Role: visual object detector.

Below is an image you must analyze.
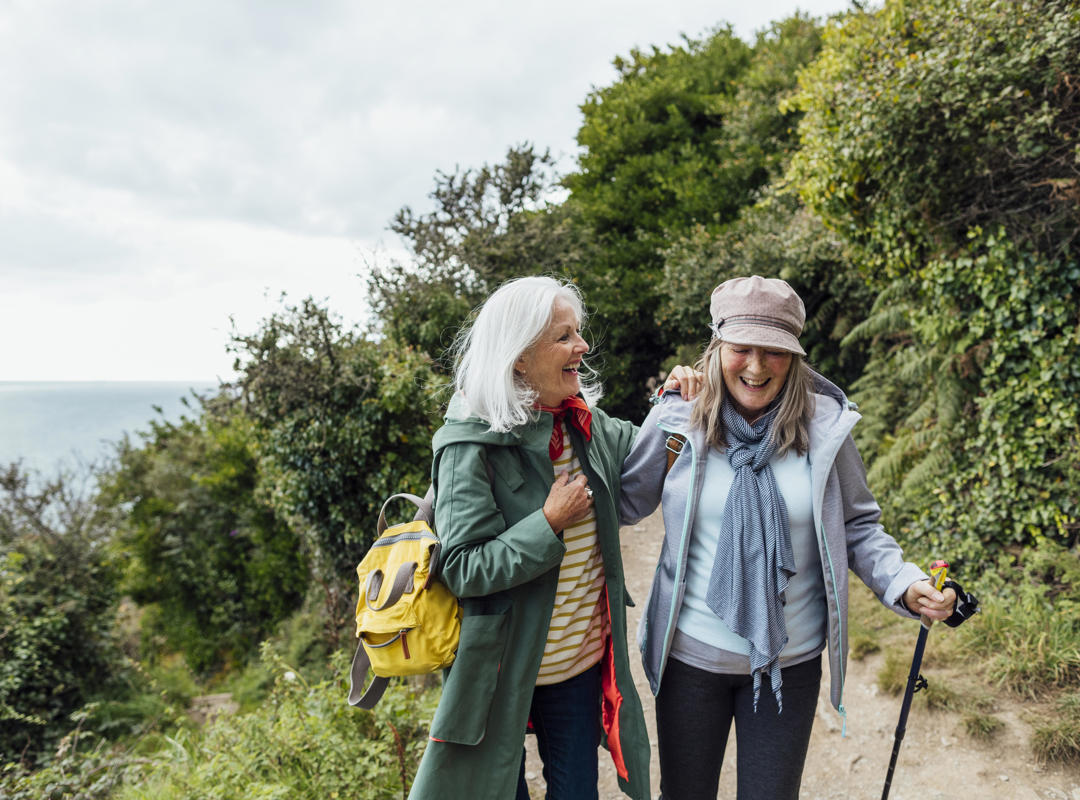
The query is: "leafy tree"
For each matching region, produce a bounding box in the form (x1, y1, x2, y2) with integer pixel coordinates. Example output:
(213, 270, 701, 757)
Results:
(373, 20, 828, 419)
(563, 28, 752, 414)
(565, 18, 827, 415)
(789, 0, 1080, 272)
(708, 14, 827, 185)
(660, 189, 873, 388)
(370, 145, 585, 365)
(568, 28, 753, 246)
(787, 0, 1080, 561)
(228, 298, 448, 637)
(0, 465, 124, 763)
(104, 408, 307, 674)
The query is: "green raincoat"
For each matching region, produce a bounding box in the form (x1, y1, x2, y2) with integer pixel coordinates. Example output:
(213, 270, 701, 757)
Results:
(407, 394, 651, 800)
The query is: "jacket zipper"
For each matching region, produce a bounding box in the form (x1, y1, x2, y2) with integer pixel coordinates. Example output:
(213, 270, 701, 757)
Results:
(372, 530, 438, 547)
(817, 519, 847, 736)
(812, 406, 860, 737)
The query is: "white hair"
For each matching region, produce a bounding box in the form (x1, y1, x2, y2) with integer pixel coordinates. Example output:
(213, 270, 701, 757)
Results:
(452, 276, 602, 432)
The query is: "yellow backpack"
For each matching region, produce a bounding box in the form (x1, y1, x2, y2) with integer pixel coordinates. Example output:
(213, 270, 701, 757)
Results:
(347, 492, 462, 709)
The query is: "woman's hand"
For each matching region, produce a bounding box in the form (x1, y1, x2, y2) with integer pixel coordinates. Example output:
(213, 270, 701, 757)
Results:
(663, 365, 705, 400)
(903, 579, 958, 621)
(542, 472, 593, 533)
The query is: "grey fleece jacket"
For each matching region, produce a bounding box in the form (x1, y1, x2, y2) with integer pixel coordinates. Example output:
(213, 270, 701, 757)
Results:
(619, 372, 927, 716)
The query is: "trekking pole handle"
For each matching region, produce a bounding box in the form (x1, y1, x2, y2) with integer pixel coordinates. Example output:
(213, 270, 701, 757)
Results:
(920, 560, 949, 628)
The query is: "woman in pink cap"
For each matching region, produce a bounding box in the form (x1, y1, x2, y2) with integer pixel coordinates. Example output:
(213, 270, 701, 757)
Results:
(619, 275, 958, 800)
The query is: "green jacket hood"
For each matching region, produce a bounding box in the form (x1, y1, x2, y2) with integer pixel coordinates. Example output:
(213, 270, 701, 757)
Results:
(432, 392, 557, 454)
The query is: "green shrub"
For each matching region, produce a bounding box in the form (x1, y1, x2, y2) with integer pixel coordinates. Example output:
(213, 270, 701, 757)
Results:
(114, 647, 439, 800)
(790, 0, 1080, 272)
(104, 409, 308, 675)
(0, 466, 127, 764)
(231, 298, 448, 583)
(219, 605, 334, 713)
(863, 240, 1080, 565)
(0, 734, 139, 800)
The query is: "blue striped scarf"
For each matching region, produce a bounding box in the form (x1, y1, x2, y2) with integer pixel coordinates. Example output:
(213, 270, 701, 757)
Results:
(704, 399, 796, 712)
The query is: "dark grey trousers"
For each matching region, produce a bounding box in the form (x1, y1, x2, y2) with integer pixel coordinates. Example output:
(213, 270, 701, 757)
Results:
(655, 654, 822, 800)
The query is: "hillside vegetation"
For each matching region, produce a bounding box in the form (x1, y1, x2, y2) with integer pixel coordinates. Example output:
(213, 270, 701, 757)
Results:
(3, 1, 1078, 796)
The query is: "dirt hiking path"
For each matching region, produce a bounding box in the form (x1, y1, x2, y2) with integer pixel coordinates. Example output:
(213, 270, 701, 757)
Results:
(524, 509, 1080, 800)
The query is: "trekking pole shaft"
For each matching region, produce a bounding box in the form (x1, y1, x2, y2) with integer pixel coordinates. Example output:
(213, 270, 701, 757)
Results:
(881, 626, 929, 800)
(881, 740, 902, 800)
(881, 562, 948, 800)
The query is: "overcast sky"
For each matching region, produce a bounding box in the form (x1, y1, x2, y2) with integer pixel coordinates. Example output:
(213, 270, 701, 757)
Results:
(1, 0, 850, 382)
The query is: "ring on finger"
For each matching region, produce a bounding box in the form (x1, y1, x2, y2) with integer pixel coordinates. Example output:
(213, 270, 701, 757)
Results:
(585, 487, 594, 499)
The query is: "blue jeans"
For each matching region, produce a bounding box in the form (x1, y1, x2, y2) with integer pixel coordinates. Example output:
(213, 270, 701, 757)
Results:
(516, 662, 601, 800)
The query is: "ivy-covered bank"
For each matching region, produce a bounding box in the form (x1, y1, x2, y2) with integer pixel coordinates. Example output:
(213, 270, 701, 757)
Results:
(789, 0, 1080, 563)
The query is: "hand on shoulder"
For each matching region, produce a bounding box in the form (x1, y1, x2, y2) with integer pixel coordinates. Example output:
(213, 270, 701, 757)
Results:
(662, 365, 704, 400)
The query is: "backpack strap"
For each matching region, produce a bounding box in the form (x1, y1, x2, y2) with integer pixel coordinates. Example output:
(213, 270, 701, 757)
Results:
(415, 484, 435, 524)
(378, 493, 431, 534)
(348, 643, 390, 709)
(665, 434, 686, 474)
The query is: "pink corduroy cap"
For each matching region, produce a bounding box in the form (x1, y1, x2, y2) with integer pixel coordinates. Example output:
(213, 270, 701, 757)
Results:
(708, 275, 806, 356)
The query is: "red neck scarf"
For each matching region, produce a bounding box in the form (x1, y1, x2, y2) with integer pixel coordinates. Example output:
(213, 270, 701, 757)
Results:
(535, 396, 592, 460)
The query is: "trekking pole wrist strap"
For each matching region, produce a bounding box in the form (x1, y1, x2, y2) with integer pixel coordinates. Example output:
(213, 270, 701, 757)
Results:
(941, 578, 980, 628)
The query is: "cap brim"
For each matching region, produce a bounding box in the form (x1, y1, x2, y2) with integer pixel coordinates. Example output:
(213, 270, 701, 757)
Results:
(718, 324, 806, 356)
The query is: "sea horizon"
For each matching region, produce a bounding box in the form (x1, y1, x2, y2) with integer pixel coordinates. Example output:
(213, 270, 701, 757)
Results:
(0, 380, 221, 477)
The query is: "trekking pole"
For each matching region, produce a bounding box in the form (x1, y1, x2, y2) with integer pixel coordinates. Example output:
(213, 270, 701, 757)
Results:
(880, 560, 949, 800)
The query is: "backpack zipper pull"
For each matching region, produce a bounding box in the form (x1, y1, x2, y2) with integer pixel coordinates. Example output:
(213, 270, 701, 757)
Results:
(401, 630, 410, 659)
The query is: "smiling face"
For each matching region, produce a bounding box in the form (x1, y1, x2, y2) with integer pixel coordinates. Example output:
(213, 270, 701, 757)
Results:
(719, 343, 794, 422)
(516, 298, 589, 407)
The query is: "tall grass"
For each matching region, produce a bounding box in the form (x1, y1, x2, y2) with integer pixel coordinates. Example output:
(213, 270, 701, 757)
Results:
(113, 647, 438, 800)
(958, 545, 1080, 699)
(1032, 692, 1080, 764)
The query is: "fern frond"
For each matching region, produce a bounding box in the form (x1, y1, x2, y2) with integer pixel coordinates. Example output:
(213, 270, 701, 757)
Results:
(899, 446, 953, 496)
(867, 430, 917, 487)
(896, 348, 944, 384)
(842, 306, 911, 347)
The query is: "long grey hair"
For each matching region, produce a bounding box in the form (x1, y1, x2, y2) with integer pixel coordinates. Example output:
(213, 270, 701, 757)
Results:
(451, 276, 602, 432)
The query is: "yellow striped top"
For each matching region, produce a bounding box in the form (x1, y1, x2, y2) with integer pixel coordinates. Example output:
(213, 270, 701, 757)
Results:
(535, 421, 608, 686)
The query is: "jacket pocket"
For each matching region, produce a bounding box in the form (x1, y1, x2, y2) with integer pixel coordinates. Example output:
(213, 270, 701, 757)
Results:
(427, 612, 508, 745)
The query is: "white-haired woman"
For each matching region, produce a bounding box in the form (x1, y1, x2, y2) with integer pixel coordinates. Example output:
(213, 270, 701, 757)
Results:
(409, 276, 686, 800)
(620, 276, 957, 800)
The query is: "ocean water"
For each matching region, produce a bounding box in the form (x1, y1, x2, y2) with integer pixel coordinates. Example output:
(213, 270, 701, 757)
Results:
(0, 381, 218, 476)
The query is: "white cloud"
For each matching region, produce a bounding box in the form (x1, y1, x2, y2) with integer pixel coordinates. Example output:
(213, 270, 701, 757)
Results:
(0, 0, 850, 381)
(2, 213, 397, 380)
